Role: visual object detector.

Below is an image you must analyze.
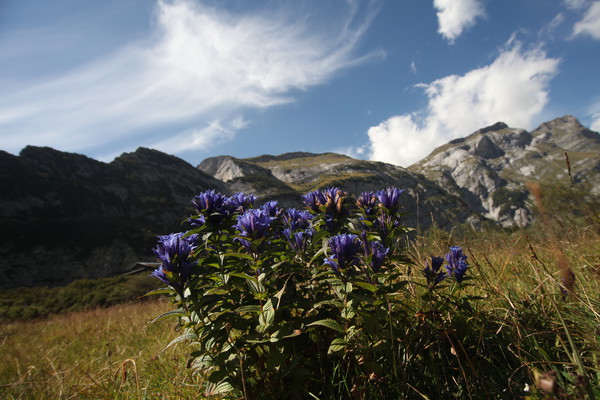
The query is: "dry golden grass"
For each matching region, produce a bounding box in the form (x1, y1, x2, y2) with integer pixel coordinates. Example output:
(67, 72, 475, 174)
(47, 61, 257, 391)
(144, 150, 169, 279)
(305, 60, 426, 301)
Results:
(0, 299, 203, 399)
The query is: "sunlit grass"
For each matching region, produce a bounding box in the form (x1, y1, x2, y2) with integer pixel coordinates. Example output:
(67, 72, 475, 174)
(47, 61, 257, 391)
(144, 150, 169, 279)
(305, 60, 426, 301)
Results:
(0, 299, 202, 399)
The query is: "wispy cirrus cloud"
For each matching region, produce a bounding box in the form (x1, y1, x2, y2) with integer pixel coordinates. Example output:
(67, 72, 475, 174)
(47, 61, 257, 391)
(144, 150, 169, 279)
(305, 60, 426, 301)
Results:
(364, 41, 560, 166)
(571, 0, 600, 39)
(0, 0, 380, 159)
(433, 0, 486, 43)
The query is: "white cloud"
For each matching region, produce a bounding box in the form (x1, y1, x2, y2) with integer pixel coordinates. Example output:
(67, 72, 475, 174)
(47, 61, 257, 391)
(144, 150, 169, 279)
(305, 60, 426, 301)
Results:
(564, 0, 590, 10)
(410, 61, 417, 74)
(591, 115, 600, 131)
(572, 1, 600, 39)
(433, 0, 485, 43)
(0, 0, 379, 157)
(539, 12, 566, 38)
(366, 42, 560, 166)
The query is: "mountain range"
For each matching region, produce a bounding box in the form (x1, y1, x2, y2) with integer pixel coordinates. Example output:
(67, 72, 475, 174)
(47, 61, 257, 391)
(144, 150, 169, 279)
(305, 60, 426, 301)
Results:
(1, 115, 598, 288)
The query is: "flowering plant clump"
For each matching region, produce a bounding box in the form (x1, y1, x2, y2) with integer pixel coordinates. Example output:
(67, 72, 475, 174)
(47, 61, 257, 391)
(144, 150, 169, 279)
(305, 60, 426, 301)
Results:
(149, 187, 472, 399)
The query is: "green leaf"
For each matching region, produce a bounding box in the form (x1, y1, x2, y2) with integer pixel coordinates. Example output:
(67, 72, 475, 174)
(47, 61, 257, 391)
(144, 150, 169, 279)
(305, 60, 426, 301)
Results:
(354, 281, 378, 293)
(204, 379, 235, 396)
(328, 338, 347, 355)
(259, 309, 275, 326)
(165, 331, 197, 350)
(148, 308, 185, 324)
(308, 247, 325, 265)
(228, 272, 258, 283)
(205, 288, 229, 296)
(272, 282, 287, 310)
(224, 252, 255, 260)
(312, 300, 344, 309)
(236, 305, 261, 313)
(349, 292, 376, 304)
(208, 369, 228, 383)
(140, 287, 174, 297)
(364, 361, 384, 376)
(291, 367, 311, 377)
(263, 298, 275, 312)
(266, 351, 285, 371)
(307, 319, 345, 333)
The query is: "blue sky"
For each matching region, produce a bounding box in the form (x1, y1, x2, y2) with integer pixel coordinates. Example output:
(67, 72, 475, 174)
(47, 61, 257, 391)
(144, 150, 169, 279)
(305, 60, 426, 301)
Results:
(1, 0, 599, 166)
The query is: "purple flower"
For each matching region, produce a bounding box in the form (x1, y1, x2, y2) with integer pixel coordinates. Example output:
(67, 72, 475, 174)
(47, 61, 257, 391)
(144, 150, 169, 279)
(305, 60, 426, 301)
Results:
(235, 209, 274, 239)
(228, 192, 256, 212)
(283, 208, 313, 230)
(192, 190, 233, 225)
(356, 191, 379, 216)
(376, 187, 405, 211)
(151, 232, 198, 293)
(323, 234, 362, 273)
(423, 256, 446, 285)
(260, 200, 280, 218)
(283, 228, 312, 253)
(368, 241, 389, 272)
(445, 246, 468, 283)
(323, 187, 346, 215)
(303, 190, 327, 213)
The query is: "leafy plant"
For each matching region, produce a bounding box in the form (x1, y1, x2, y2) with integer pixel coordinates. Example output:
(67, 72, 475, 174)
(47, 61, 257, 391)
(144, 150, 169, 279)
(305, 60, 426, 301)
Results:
(148, 187, 493, 399)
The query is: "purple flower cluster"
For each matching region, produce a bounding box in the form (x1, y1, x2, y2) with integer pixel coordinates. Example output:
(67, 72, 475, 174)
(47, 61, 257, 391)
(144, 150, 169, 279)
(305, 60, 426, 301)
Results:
(235, 209, 274, 238)
(192, 190, 259, 226)
(377, 187, 405, 210)
(324, 233, 389, 276)
(303, 187, 347, 215)
(260, 200, 280, 218)
(366, 240, 389, 272)
(445, 246, 468, 283)
(234, 209, 275, 251)
(423, 256, 446, 285)
(303, 190, 328, 213)
(355, 187, 405, 240)
(356, 191, 379, 216)
(423, 247, 469, 285)
(228, 192, 257, 213)
(324, 234, 362, 274)
(283, 229, 312, 253)
(283, 208, 313, 231)
(151, 232, 198, 294)
(303, 187, 348, 232)
(281, 208, 314, 254)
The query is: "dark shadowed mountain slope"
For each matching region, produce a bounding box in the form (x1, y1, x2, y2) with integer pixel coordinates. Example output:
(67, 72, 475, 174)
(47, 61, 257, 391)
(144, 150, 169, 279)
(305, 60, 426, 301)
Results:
(0, 146, 227, 288)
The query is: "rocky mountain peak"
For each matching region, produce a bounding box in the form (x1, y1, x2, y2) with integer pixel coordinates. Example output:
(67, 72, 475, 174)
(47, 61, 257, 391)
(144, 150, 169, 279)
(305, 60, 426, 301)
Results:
(409, 115, 599, 227)
(198, 155, 273, 182)
(477, 121, 509, 134)
(531, 115, 600, 152)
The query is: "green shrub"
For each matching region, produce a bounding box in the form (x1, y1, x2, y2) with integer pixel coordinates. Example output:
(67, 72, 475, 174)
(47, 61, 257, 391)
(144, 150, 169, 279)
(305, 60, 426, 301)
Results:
(148, 188, 533, 399)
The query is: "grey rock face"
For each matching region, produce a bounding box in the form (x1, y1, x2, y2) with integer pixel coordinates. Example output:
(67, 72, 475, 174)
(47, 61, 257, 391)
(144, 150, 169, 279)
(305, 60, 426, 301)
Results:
(409, 115, 600, 227)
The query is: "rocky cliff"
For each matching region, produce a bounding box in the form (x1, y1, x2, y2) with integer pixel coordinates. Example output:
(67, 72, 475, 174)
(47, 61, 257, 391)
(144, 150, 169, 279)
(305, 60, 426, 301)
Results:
(409, 115, 600, 227)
